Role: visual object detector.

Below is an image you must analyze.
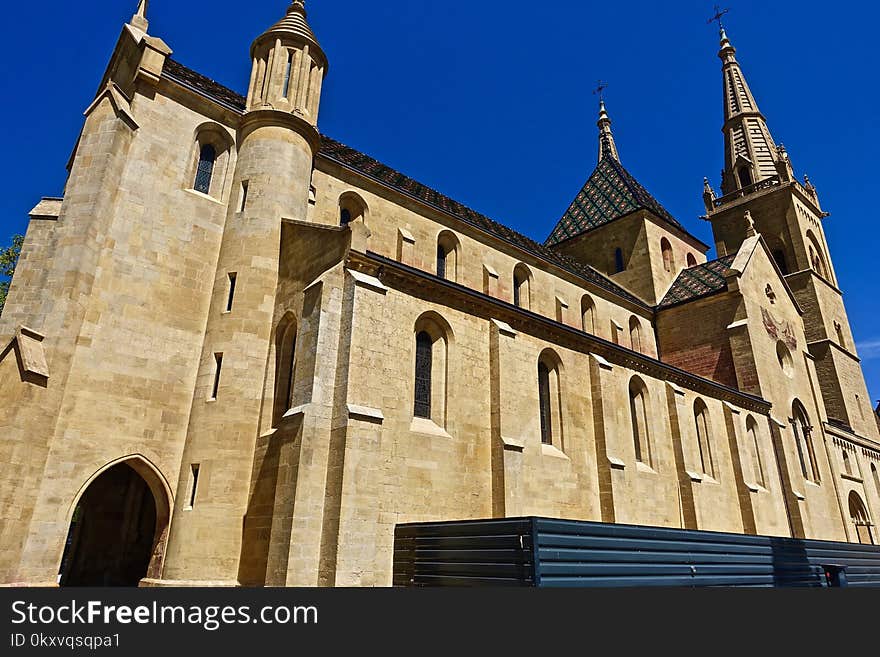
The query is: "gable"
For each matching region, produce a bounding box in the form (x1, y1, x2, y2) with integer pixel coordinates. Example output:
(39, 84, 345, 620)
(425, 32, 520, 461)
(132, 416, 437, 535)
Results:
(658, 255, 738, 309)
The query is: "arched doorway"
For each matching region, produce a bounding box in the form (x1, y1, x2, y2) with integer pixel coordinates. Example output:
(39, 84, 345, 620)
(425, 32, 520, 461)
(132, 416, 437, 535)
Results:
(58, 461, 169, 586)
(848, 491, 874, 546)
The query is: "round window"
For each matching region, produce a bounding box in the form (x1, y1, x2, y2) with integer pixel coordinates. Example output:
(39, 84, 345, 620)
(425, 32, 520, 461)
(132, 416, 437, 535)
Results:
(776, 341, 794, 378)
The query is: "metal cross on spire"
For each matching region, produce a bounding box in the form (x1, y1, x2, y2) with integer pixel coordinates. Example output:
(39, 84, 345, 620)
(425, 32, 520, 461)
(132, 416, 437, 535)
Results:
(593, 80, 608, 103)
(708, 5, 730, 31)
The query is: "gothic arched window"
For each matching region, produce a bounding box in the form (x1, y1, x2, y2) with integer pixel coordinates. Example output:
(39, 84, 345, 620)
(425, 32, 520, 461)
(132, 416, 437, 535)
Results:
(629, 316, 642, 353)
(694, 399, 715, 479)
(513, 264, 532, 310)
(581, 295, 596, 335)
(792, 400, 819, 482)
(414, 331, 433, 419)
(630, 377, 651, 466)
(746, 416, 765, 488)
(537, 350, 563, 450)
(849, 492, 874, 545)
(661, 238, 674, 273)
(339, 192, 368, 228)
(273, 315, 298, 425)
(437, 231, 460, 282)
(412, 313, 452, 427)
(687, 253, 698, 267)
(538, 362, 552, 445)
(194, 144, 217, 194)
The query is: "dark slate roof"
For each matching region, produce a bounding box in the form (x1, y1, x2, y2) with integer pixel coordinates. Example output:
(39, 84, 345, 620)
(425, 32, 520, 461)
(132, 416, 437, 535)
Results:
(545, 155, 687, 247)
(163, 59, 247, 112)
(658, 254, 738, 309)
(160, 59, 648, 309)
(318, 138, 646, 306)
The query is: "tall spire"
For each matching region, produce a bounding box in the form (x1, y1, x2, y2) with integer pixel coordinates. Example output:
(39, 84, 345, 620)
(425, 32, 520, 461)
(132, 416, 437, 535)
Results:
(597, 100, 619, 163)
(131, 0, 149, 32)
(717, 26, 781, 196)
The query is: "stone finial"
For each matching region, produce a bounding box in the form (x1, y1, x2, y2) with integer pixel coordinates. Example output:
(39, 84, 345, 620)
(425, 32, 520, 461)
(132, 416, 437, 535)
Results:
(803, 173, 818, 199)
(702, 177, 717, 214)
(745, 210, 757, 237)
(131, 0, 149, 31)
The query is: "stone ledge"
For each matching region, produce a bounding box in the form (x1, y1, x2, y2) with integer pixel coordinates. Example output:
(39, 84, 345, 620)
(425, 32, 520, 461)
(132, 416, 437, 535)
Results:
(347, 404, 384, 424)
(608, 456, 626, 470)
(636, 461, 657, 475)
(348, 269, 389, 294)
(590, 353, 613, 371)
(501, 435, 525, 452)
(491, 319, 517, 337)
(541, 443, 569, 461)
(184, 188, 225, 205)
(284, 404, 309, 419)
(410, 417, 451, 438)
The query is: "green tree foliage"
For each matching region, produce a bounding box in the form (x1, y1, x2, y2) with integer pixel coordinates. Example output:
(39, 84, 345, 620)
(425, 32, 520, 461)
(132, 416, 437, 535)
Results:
(0, 234, 24, 317)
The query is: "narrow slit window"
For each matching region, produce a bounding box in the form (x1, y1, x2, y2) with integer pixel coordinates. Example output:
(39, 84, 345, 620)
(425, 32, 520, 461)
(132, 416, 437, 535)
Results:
(226, 273, 237, 312)
(238, 181, 249, 213)
(614, 248, 625, 273)
(188, 464, 200, 509)
(286, 334, 297, 412)
(282, 51, 294, 99)
(437, 243, 447, 279)
(211, 353, 223, 400)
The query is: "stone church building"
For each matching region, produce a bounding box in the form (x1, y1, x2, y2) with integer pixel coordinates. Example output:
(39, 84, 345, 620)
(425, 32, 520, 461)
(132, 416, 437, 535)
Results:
(1, 2, 878, 587)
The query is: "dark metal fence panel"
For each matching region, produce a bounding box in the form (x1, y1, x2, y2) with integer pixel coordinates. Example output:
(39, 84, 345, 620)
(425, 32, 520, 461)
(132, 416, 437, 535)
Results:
(393, 519, 535, 587)
(394, 517, 880, 587)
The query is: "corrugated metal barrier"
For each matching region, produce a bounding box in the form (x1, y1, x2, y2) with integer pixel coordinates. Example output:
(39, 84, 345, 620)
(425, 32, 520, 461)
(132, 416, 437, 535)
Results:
(393, 518, 880, 587)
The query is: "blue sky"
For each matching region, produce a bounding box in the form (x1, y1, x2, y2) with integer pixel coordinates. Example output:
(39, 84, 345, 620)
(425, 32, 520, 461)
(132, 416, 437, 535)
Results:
(1, 1, 878, 402)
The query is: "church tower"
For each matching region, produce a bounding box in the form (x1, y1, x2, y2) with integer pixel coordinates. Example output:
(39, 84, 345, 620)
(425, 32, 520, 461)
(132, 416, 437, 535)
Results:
(703, 27, 879, 441)
(161, 1, 327, 585)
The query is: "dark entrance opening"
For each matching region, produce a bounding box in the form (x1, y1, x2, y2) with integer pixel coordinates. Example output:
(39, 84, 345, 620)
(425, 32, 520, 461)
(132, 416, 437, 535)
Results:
(58, 463, 159, 587)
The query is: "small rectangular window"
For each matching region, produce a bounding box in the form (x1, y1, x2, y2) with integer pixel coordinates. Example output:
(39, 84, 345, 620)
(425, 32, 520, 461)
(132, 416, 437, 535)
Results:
(211, 353, 223, 400)
(238, 181, 249, 213)
(187, 464, 201, 509)
(226, 273, 237, 312)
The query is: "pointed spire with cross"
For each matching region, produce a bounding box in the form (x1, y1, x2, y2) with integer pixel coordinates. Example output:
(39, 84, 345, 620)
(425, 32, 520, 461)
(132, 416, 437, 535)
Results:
(707, 5, 730, 35)
(594, 81, 619, 163)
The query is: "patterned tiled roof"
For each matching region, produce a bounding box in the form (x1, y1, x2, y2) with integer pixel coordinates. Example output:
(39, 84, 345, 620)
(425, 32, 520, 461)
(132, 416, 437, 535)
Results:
(163, 59, 247, 111)
(546, 155, 686, 247)
(161, 59, 648, 309)
(658, 254, 738, 309)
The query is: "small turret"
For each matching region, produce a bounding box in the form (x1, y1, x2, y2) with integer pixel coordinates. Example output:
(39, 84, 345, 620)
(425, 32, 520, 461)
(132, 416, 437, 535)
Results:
(246, 1, 327, 124)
